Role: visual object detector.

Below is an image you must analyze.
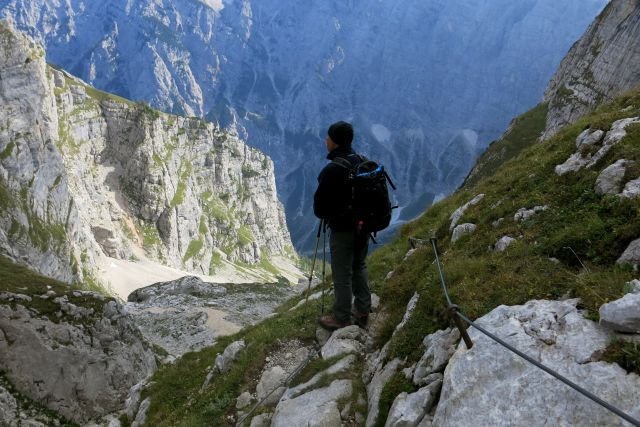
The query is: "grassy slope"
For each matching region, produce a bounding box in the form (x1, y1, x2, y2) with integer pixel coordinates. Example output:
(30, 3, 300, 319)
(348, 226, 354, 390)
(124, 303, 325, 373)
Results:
(140, 89, 640, 426)
(464, 102, 548, 187)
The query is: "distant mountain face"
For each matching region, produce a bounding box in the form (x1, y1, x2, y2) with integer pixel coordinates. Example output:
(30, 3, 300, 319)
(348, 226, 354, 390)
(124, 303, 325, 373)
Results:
(543, 0, 640, 139)
(0, 0, 608, 251)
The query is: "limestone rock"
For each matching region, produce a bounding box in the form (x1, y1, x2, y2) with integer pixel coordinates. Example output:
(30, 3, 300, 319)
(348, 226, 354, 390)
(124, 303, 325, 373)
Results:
(366, 358, 403, 427)
(256, 366, 287, 407)
(617, 238, 640, 266)
(131, 397, 151, 427)
(514, 205, 548, 222)
(450, 195, 484, 231)
(555, 152, 589, 176)
(494, 236, 516, 252)
(272, 379, 352, 427)
(0, 385, 18, 425)
(600, 292, 640, 333)
(0, 299, 156, 424)
(395, 292, 420, 333)
(216, 340, 246, 373)
(281, 355, 357, 402)
(236, 392, 254, 410)
(385, 380, 442, 427)
(432, 299, 640, 426)
(413, 328, 460, 386)
(621, 177, 640, 199)
(595, 159, 631, 195)
(451, 223, 476, 243)
(250, 413, 272, 427)
(543, 1, 640, 138)
(0, 22, 297, 290)
(576, 128, 604, 149)
(321, 325, 366, 359)
(125, 276, 297, 358)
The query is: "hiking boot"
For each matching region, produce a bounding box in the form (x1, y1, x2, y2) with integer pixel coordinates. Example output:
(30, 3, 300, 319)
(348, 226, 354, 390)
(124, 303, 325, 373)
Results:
(318, 314, 351, 331)
(352, 311, 369, 329)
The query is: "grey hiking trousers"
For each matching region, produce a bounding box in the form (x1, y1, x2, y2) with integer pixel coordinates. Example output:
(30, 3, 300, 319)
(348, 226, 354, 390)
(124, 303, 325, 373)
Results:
(330, 230, 371, 323)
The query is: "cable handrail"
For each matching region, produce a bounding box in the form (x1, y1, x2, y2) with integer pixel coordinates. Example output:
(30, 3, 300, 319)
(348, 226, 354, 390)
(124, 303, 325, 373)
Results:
(427, 236, 640, 427)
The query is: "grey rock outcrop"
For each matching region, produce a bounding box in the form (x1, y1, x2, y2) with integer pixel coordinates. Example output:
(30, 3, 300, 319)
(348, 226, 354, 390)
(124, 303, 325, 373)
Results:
(272, 379, 352, 427)
(493, 236, 516, 252)
(0, 296, 156, 424)
(555, 118, 640, 176)
(600, 292, 640, 333)
(621, 177, 640, 198)
(451, 223, 476, 242)
(366, 358, 403, 427)
(450, 195, 484, 230)
(126, 276, 298, 358)
(514, 205, 548, 222)
(595, 159, 632, 195)
(413, 328, 460, 387)
(432, 299, 640, 426)
(216, 340, 246, 373)
(321, 325, 366, 359)
(543, 0, 640, 138)
(0, 22, 296, 288)
(255, 366, 288, 407)
(617, 238, 640, 266)
(385, 380, 442, 427)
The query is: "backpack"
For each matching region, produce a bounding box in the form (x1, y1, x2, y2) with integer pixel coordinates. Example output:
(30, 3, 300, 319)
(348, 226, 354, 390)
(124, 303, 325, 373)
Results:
(332, 155, 397, 234)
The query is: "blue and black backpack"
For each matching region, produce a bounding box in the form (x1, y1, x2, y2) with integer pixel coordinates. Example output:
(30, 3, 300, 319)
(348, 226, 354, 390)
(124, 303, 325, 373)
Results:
(332, 155, 397, 235)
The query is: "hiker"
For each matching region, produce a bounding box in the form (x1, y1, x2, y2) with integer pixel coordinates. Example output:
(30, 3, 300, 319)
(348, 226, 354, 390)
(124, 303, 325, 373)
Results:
(314, 121, 371, 330)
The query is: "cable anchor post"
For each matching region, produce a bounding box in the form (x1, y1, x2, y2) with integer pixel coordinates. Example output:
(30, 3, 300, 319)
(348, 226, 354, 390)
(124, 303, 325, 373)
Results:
(447, 304, 473, 349)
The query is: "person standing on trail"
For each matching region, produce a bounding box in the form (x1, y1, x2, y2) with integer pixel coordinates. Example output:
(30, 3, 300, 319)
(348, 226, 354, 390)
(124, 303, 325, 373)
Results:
(314, 121, 371, 331)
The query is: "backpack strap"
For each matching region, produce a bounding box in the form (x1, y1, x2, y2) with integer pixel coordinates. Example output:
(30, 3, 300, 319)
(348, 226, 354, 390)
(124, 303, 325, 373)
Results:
(331, 156, 355, 170)
(332, 154, 366, 170)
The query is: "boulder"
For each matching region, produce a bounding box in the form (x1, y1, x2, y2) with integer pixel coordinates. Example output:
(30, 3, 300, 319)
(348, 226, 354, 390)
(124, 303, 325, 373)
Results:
(594, 159, 631, 196)
(621, 177, 640, 199)
(215, 340, 246, 373)
(494, 236, 516, 252)
(0, 301, 156, 425)
(599, 292, 640, 333)
(366, 359, 403, 427)
(432, 299, 640, 426)
(576, 129, 604, 149)
(451, 223, 476, 243)
(256, 366, 287, 406)
(514, 205, 548, 222)
(413, 328, 460, 386)
(282, 355, 357, 402)
(321, 325, 366, 359)
(385, 380, 442, 427)
(250, 413, 272, 427)
(272, 379, 352, 427)
(449, 194, 484, 231)
(617, 238, 640, 266)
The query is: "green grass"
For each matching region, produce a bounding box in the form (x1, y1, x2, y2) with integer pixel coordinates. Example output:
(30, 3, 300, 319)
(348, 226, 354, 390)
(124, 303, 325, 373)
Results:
(0, 255, 113, 326)
(375, 372, 416, 427)
(464, 103, 548, 187)
(182, 239, 204, 263)
(142, 88, 640, 426)
(142, 303, 320, 426)
(238, 225, 254, 246)
(601, 340, 640, 375)
(0, 141, 15, 159)
(366, 88, 640, 363)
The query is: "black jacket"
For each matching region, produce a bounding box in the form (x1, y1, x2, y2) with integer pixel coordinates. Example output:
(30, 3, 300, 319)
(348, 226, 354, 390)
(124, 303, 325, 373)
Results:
(313, 145, 362, 231)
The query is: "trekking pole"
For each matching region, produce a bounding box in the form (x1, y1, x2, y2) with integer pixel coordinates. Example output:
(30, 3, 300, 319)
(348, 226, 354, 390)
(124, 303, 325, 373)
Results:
(320, 220, 327, 315)
(304, 220, 323, 313)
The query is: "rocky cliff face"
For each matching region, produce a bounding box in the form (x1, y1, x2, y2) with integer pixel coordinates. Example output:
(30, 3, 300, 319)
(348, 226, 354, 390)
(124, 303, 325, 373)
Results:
(0, 22, 295, 288)
(0, 259, 157, 425)
(0, 0, 607, 250)
(543, 0, 640, 138)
